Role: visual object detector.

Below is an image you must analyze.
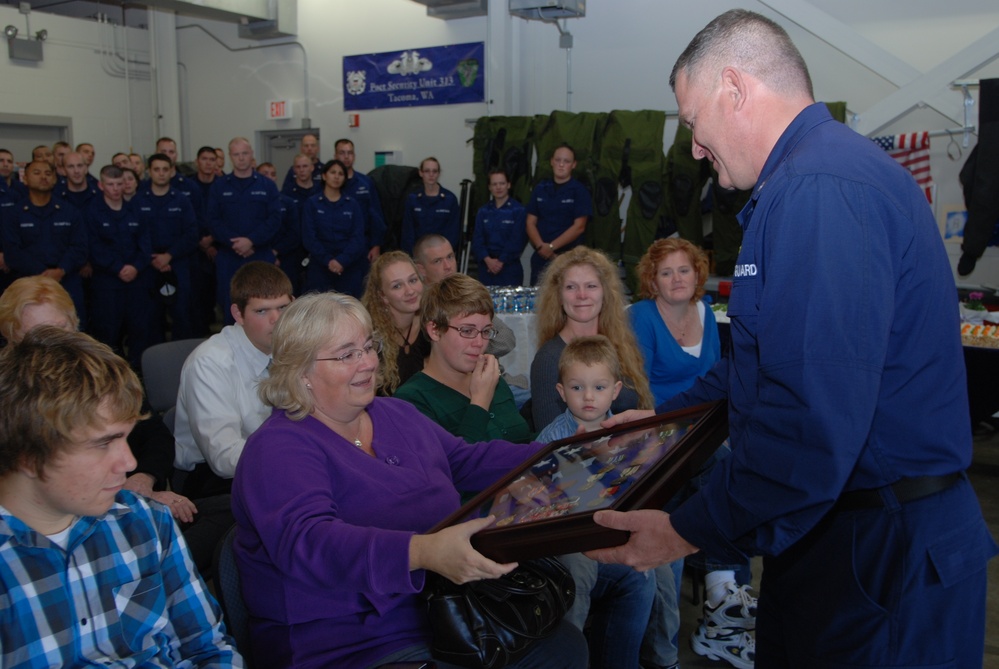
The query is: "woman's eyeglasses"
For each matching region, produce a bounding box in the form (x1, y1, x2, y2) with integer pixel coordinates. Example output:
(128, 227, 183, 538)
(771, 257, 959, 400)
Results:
(316, 339, 383, 364)
(448, 325, 497, 340)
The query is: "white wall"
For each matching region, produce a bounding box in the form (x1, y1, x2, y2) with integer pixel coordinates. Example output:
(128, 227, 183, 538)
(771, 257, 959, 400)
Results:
(4, 0, 999, 283)
(0, 5, 154, 166)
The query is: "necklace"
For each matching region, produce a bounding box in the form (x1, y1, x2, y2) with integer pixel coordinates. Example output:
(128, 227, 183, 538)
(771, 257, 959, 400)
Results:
(658, 301, 694, 342)
(396, 320, 416, 353)
(351, 412, 368, 450)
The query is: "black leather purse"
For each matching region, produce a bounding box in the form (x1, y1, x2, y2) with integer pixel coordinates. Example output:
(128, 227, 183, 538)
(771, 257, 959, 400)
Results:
(425, 556, 576, 669)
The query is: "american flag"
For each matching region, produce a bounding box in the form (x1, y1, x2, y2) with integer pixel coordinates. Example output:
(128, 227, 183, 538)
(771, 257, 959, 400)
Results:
(872, 131, 934, 204)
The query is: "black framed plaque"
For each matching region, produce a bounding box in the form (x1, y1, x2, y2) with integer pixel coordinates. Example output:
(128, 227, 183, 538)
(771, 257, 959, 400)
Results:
(432, 401, 729, 563)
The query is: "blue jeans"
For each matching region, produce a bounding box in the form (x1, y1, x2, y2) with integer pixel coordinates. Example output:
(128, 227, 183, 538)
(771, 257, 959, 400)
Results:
(560, 553, 656, 669)
(640, 562, 682, 668)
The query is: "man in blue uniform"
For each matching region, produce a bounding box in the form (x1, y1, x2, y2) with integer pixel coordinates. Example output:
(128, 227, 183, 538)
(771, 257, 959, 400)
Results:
(57, 151, 99, 211)
(206, 137, 281, 323)
(336, 138, 386, 262)
(1, 160, 88, 323)
(588, 10, 997, 668)
(86, 164, 155, 368)
(190, 146, 220, 336)
(525, 143, 591, 285)
(281, 133, 323, 191)
(133, 153, 199, 340)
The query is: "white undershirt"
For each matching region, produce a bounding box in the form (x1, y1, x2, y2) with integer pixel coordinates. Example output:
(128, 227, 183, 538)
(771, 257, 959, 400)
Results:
(680, 301, 706, 358)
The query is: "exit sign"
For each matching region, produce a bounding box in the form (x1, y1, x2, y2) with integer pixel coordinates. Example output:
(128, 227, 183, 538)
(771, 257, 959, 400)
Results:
(268, 100, 292, 120)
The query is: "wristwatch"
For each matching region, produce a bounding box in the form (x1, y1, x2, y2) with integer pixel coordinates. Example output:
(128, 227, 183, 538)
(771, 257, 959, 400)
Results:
(548, 242, 555, 252)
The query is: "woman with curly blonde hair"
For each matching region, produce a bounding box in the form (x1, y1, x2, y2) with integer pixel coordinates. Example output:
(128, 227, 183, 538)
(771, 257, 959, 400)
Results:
(360, 251, 428, 394)
(530, 246, 653, 429)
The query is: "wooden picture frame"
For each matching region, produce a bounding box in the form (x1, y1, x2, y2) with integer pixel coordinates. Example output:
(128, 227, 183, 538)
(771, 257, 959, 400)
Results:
(431, 401, 729, 562)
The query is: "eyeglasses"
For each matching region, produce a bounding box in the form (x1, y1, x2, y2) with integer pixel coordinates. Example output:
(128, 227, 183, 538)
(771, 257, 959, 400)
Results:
(448, 325, 497, 340)
(315, 339, 383, 364)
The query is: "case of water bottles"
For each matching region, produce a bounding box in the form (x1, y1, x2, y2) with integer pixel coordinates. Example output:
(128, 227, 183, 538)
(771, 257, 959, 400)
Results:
(489, 286, 538, 313)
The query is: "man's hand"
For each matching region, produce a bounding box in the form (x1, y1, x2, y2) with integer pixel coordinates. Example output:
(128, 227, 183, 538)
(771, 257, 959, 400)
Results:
(584, 509, 698, 572)
(601, 409, 655, 430)
(537, 243, 555, 260)
(367, 245, 381, 262)
(118, 265, 138, 282)
(41, 267, 67, 281)
(230, 237, 254, 257)
(151, 252, 173, 272)
(484, 257, 504, 274)
(328, 259, 344, 275)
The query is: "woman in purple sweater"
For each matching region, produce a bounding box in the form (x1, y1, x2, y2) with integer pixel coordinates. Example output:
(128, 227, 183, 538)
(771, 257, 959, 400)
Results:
(230, 292, 587, 669)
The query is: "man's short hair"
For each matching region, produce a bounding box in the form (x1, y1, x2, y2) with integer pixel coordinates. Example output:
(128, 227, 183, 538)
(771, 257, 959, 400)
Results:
(0, 148, 12, 159)
(53, 141, 70, 151)
(196, 145, 216, 158)
(419, 273, 493, 332)
(334, 138, 354, 151)
(413, 234, 450, 264)
(0, 276, 79, 342)
(228, 137, 250, 152)
(155, 136, 177, 148)
(75, 142, 93, 152)
(100, 165, 123, 180)
(558, 335, 622, 384)
(0, 327, 143, 478)
(147, 152, 172, 168)
(230, 261, 293, 315)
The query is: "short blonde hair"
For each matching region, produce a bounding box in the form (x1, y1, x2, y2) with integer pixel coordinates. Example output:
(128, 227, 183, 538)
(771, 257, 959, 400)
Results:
(636, 238, 710, 302)
(259, 292, 373, 420)
(0, 276, 79, 342)
(420, 273, 494, 333)
(0, 327, 144, 477)
(558, 335, 622, 383)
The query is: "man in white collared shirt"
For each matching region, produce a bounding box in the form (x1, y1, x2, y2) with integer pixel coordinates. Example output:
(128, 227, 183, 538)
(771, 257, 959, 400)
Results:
(174, 261, 293, 498)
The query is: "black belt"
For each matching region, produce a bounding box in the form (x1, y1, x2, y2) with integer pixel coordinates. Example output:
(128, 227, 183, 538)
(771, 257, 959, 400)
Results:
(834, 472, 962, 512)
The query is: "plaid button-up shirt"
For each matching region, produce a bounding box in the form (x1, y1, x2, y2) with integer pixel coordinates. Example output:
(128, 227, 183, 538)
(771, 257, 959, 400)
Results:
(0, 491, 241, 668)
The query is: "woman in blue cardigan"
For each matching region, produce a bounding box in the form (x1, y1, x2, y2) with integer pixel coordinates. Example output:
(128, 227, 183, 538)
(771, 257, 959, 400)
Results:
(629, 237, 719, 406)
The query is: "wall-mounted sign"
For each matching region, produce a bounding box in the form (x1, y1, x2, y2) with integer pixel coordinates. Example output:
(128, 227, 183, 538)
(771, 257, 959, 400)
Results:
(268, 100, 292, 120)
(343, 42, 484, 111)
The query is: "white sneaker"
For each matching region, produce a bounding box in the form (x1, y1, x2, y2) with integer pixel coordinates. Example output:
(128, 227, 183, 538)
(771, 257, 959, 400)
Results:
(703, 583, 757, 631)
(691, 624, 755, 669)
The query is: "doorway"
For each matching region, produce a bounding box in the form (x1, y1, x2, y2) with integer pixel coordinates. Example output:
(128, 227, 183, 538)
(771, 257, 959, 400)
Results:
(257, 129, 321, 183)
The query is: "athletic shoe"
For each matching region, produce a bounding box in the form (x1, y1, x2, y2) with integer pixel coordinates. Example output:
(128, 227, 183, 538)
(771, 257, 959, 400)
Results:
(691, 624, 755, 669)
(703, 583, 757, 631)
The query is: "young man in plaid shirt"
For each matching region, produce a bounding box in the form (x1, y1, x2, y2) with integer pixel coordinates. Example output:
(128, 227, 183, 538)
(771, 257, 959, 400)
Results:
(0, 326, 242, 668)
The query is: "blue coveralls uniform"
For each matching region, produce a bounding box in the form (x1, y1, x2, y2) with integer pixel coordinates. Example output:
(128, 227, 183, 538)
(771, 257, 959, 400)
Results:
(281, 158, 323, 192)
(301, 193, 367, 297)
(343, 171, 386, 253)
(86, 196, 156, 367)
(525, 178, 592, 284)
(55, 184, 99, 213)
(663, 103, 998, 668)
(189, 177, 217, 337)
(132, 187, 199, 339)
(0, 182, 21, 293)
(471, 198, 527, 286)
(206, 172, 282, 319)
(0, 197, 88, 323)
(401, 187, 460, 256)
(273, 193, 305, 295)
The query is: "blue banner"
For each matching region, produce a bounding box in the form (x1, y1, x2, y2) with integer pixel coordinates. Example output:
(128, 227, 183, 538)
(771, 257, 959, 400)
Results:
(343, 42, 484, 111)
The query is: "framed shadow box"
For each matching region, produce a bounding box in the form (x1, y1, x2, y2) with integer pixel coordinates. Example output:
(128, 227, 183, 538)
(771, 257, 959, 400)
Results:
(431, 401, 729, 563)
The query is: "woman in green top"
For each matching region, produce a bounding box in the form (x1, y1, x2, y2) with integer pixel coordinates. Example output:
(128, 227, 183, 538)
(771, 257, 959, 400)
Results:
(395, 273, 533, 444)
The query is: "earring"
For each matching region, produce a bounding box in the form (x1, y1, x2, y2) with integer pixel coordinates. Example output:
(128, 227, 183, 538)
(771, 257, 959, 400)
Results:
(306, 383, 312, 389)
